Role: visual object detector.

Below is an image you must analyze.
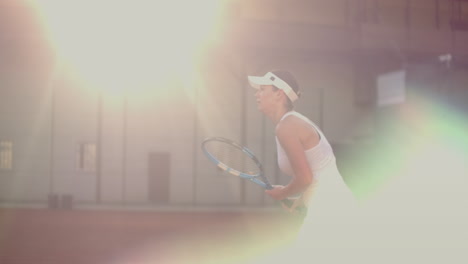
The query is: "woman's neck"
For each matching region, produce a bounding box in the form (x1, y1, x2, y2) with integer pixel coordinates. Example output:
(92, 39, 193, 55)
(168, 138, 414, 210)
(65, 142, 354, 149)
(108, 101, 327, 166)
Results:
(267, 107, 292, 125)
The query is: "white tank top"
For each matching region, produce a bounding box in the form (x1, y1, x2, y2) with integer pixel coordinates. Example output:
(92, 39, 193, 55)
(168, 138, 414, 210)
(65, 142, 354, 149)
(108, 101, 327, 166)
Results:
(276, 111, 354, 209)
(275, 111, 335, 177)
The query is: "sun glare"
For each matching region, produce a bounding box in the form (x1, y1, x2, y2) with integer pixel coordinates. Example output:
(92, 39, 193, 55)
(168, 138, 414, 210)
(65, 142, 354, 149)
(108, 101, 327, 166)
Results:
(33, 0, 228, 97)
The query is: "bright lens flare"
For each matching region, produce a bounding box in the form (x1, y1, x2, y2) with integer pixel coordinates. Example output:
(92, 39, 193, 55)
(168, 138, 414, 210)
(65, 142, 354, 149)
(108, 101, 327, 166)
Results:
(344, 93, 468, 262)
(33, 0, 226, 95)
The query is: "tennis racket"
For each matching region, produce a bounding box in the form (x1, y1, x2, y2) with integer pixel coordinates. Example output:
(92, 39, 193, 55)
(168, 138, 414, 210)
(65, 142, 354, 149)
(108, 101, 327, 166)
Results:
(201, 137, 306, 215)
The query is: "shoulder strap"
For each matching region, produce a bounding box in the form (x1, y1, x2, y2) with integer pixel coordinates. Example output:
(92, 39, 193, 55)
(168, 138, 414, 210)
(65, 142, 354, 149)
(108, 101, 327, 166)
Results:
(281, 111, 325, 140)
(279, 111, 296, 122)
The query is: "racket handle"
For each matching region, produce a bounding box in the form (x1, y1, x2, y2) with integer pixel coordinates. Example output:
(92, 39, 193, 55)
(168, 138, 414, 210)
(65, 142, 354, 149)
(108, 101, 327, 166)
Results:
(281, 199, 307, 216)
(281, 198, 294, 207)
(266, 185, 307, 215)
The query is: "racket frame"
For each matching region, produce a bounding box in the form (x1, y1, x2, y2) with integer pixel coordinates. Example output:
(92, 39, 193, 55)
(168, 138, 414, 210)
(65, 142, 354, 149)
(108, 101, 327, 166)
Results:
(201, 137, 307, 216)
(201, 137, 273, 190)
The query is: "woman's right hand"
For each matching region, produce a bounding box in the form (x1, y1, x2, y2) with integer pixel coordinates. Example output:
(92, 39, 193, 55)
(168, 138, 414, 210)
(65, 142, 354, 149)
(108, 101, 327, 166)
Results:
(265, 185, 286, 200)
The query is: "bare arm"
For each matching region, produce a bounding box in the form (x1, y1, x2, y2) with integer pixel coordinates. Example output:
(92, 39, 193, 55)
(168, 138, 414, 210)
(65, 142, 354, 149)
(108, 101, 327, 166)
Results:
(265, 117, 316, 200)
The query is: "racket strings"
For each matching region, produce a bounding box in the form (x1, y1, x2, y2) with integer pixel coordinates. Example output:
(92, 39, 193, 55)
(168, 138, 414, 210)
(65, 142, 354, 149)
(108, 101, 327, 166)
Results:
(205, 141, 261, 176)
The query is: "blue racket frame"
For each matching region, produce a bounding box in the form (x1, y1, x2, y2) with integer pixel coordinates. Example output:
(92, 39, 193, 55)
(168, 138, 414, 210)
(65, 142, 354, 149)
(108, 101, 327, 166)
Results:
(201, 137, 273, 190)
(202, 137, 307, 216)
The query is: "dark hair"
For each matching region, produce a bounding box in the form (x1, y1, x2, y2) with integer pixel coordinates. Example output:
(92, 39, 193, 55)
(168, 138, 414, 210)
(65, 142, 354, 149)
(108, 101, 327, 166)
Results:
(271, 70, 301, 99)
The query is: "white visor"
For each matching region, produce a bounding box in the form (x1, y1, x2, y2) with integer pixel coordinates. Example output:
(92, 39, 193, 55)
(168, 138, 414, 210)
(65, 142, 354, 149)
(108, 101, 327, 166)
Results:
(248, 72, 299, 102)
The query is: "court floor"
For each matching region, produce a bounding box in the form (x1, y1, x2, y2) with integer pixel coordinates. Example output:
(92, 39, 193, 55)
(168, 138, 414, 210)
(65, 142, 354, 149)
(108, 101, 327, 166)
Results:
(0, 207, 301, 264)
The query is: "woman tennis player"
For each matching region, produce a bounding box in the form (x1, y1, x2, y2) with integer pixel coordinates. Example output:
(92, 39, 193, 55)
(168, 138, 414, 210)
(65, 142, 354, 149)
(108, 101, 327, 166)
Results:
(247, 70, 360, 260)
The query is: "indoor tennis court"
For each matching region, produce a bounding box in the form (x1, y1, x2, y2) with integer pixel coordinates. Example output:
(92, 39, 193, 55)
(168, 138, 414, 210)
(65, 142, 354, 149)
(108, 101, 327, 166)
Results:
(1, 1, 467, 263)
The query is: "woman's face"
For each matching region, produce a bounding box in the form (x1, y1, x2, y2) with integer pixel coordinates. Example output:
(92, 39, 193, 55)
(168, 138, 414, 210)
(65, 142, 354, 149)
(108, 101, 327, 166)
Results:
(255, 85, 280, 113)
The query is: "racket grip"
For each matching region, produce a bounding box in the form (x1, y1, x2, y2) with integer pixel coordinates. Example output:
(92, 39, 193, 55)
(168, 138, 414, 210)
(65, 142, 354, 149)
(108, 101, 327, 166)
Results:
(281, 198, 294, 207)
(266, 184, 306, 215)
(280, 199, 307, 215)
